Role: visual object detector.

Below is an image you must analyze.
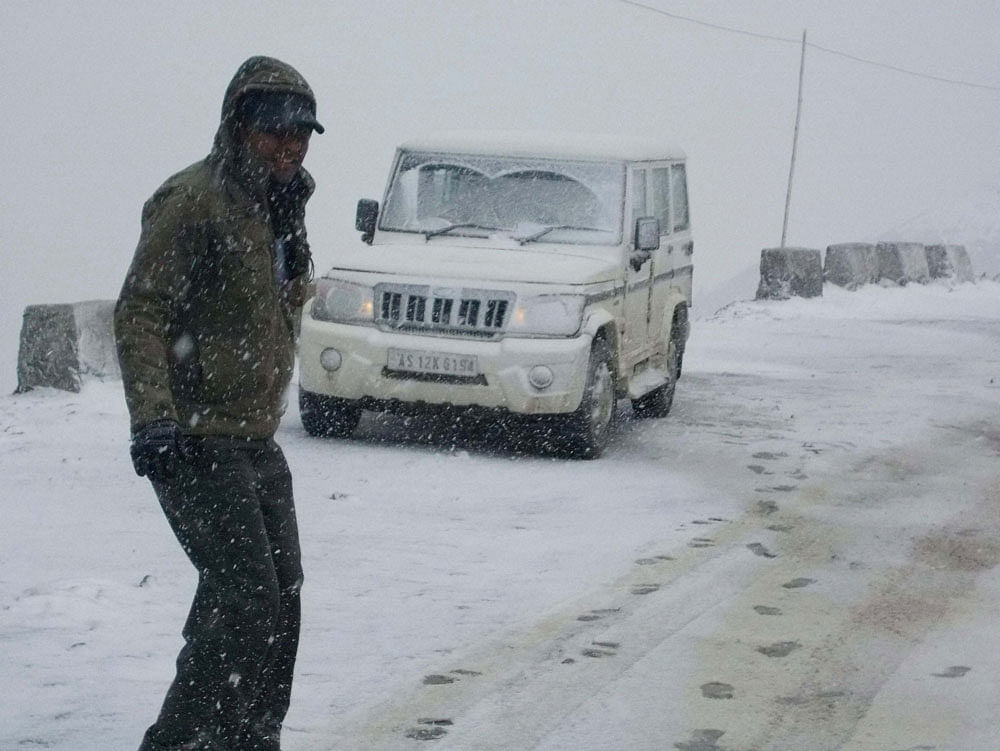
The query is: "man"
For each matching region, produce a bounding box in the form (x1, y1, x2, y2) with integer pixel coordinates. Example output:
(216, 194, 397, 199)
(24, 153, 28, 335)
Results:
(115, 56, 323, 751)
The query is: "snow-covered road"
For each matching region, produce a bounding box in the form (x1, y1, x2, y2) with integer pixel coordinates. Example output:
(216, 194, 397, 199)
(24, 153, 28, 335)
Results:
(2, 282, 998, 750)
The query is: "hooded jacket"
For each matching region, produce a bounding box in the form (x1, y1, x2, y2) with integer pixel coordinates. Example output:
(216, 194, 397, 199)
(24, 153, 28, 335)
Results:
(115, 57, 319, 438)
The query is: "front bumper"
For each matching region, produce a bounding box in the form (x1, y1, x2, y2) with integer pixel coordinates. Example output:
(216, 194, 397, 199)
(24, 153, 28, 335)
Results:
(298, 311, 592, 415)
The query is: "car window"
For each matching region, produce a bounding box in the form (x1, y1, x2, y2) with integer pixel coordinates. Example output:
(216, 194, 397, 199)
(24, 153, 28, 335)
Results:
(651, 167, 671, 236)
(671, 163, 690, 232)
(631, 168, 647, 228)
(380, 151, 625, 245)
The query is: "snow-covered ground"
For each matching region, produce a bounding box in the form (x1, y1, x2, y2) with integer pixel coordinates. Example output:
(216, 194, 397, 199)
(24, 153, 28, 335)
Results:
(2, 281, 998, 750)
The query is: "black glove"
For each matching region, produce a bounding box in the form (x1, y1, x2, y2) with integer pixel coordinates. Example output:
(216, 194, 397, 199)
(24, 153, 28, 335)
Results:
(130, 419, 188, 482)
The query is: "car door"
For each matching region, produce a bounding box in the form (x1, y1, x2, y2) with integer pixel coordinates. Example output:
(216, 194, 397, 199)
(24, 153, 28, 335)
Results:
(623, 165, 652, 366)
(647, 164, 673, 346)
(669, 162, 694, 304)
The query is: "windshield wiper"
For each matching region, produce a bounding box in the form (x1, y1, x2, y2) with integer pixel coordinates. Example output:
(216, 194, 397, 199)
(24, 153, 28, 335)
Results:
(423, 222, 505, 240)
(516, 225, 607, 245)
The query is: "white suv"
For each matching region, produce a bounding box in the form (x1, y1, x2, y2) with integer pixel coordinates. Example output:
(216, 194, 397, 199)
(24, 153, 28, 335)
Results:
(299, 132, 693, 457)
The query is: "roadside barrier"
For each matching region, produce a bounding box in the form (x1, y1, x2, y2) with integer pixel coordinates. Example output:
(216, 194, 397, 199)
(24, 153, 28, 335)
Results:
(824, 243, 879, 289)
(762, 241, 975, 299)
(925, 244, 973, 282)
(16, 300, 118, 393)
(756, 247, 823, 300)
(875, 242, 930, 285)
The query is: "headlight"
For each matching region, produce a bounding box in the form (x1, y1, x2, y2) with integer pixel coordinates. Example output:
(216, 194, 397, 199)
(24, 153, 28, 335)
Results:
(506, 294, 585, 337)
(311, 278, 374, 323)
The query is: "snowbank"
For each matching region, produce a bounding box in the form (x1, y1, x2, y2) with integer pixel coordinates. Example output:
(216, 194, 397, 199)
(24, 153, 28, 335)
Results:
(715, 278, 1000, 323)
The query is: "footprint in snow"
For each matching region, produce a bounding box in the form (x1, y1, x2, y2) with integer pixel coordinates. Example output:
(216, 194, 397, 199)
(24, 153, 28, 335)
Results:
(782, 577, 816, 589)
(583, 641, 619, 658)
(674, 728, 727, 750)
(422, 674, 456, 685)
(753, 451, 787, 460)
(631, 583, 661, 595)
(747, 542, 777, 558)
(578, 608, 620, 622)
(700, 682, 735, 699)
(756, 640, 801, 658)
(753, 605, 782, 616)
(405, 725, 448, 741)
(756, 500, 779, 515)
(932, 665, 971, 678)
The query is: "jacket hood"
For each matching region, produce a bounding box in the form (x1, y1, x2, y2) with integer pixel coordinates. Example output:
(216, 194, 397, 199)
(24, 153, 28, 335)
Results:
(208, 56, 320, 199)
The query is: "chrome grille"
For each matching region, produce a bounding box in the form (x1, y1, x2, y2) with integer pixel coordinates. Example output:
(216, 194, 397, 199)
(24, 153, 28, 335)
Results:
(375, 284, 514, 337)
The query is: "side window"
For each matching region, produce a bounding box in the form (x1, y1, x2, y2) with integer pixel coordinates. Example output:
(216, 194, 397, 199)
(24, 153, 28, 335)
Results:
(631, 168, 647, 229)
(671, 163, 690, 231)
(651, 167, 671, 236)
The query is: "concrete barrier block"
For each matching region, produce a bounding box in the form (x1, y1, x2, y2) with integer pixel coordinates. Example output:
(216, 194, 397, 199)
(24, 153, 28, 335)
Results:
(875, 242, 930, 285)
(16, 304, 81, 393)
(74, 300, 119, 379)
(16, 300, 120, 393)
(949, 245, 974, 283)
(756, 247, 823, 300)
(925, 244, 974, 283)
(824, 243, 878, 289)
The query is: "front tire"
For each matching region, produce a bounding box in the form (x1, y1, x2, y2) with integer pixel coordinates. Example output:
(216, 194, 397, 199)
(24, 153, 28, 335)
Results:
(554, 338, 616, 459)
(299, 388, 362, 438)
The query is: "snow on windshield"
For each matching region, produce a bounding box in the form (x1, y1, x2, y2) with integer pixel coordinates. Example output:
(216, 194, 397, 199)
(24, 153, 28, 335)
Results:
(380, 152, 624, 245)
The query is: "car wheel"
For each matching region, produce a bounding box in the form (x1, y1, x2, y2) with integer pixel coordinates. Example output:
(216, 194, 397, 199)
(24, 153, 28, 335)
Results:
(299, 388, 362, 438)
(632, 338, 678, 419)
(555, 338, 616, 459)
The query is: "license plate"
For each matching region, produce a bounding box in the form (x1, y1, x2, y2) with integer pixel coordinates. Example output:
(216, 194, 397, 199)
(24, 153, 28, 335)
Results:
(387, 348, 479, 376)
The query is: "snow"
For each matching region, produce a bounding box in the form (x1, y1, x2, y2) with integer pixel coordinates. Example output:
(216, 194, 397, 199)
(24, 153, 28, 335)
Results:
(399, 131, 685, 163)
(2, 281, 999, 749)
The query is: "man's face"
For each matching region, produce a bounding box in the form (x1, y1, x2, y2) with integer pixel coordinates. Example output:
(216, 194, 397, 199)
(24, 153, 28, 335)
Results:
(243, 126, 312, 184)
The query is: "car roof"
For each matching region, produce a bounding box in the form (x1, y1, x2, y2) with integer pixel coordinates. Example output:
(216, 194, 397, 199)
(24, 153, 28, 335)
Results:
(398, 130, 686, 163)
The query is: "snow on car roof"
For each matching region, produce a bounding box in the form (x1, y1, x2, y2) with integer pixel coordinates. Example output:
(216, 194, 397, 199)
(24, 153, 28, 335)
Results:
(399, 130, 686, 163)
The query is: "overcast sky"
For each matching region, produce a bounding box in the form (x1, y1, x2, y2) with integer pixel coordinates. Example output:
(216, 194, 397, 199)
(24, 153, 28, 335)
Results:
(2, 0, 998, 391)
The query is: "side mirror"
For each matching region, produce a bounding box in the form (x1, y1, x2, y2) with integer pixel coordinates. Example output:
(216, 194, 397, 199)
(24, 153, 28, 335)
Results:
(630, 217, 660, 271)
(356, 199, 379, 245)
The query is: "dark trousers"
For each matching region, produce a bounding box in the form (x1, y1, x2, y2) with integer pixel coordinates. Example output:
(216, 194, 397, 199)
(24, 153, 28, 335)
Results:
(139, 438, 302, 751)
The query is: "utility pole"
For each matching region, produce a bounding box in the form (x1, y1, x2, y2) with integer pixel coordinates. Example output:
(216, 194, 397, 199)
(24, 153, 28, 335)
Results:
(781, 29, 807, 248)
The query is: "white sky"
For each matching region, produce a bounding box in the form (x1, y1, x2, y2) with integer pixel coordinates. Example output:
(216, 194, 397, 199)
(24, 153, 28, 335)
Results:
(1, 0, 998, 390)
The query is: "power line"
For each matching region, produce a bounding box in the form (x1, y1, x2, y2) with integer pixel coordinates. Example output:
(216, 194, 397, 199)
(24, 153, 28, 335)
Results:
(618, 0, 797, 43)
(617, 0, 1000, 92)
(807, 42, 1000, 92)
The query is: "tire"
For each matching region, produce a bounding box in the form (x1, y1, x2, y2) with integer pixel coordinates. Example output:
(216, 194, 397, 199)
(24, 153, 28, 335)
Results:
(299, 388, 362, 438)
(554, 338, 616, 459)
(631, 337, 678, 419)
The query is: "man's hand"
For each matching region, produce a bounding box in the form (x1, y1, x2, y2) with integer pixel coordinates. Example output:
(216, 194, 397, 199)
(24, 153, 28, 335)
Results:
(130, 419, 188, 482)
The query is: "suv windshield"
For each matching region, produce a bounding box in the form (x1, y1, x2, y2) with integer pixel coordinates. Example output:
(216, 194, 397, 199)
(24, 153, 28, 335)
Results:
(379, 151, 624, 245)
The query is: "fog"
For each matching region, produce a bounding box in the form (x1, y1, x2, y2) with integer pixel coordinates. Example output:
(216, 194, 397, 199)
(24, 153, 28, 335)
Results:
(2, 0, 998, 391)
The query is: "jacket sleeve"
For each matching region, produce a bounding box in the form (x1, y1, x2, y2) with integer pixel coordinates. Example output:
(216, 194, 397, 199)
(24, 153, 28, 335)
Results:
(114, 186, 199, 432)
(273, 172, 315, 314)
